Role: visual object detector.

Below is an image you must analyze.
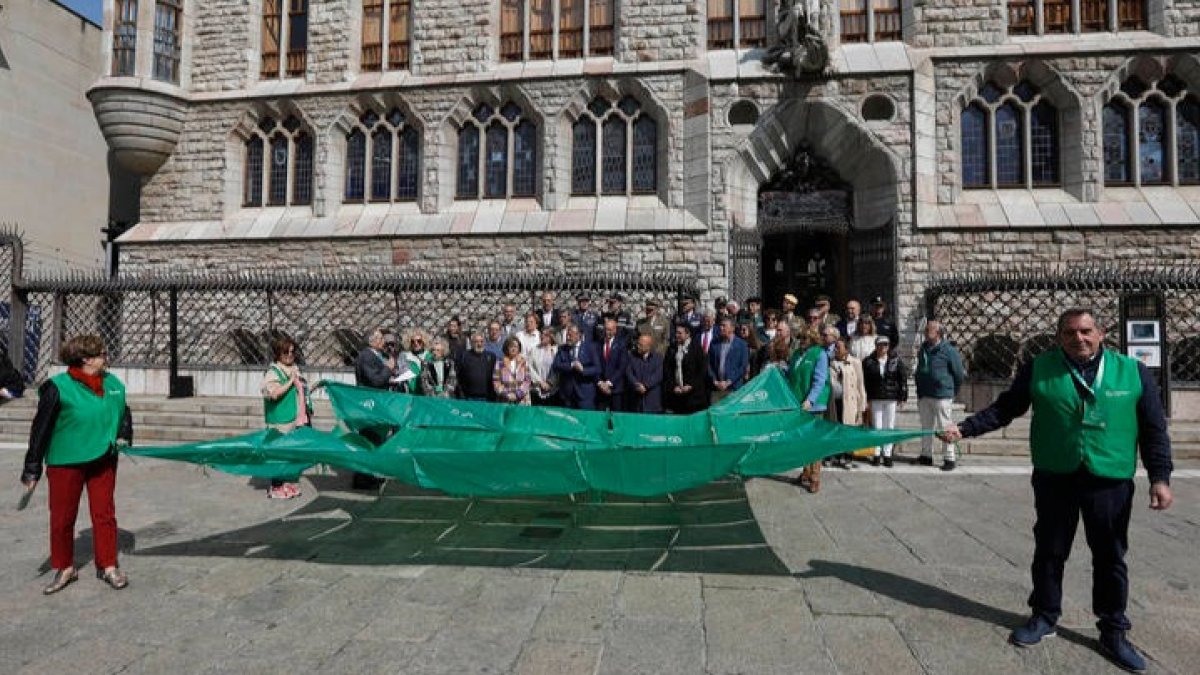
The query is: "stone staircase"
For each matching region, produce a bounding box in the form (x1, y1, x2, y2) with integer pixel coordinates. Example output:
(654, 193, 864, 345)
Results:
(1, 395, 1197, 459)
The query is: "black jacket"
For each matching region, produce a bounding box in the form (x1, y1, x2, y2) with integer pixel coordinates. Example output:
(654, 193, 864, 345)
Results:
(664, 340, 709, 414)
(22, 379, 133, 483)
(455, 349, 497, 400)
(862, 354, 908, 403)
(355, 348, 395, 389)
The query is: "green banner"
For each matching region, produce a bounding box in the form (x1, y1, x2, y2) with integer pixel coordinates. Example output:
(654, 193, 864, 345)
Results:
(126, 369, 933, 497)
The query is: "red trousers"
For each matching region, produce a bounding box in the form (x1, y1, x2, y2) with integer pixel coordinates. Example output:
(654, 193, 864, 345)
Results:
(46, 454, 119, 570)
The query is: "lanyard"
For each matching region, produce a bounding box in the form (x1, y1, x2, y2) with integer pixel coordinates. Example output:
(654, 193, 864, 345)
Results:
(1064, 351, 1105, 400)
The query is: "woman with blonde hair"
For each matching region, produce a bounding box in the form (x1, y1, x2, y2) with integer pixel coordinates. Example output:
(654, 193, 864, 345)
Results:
(849, 316, 878, 361)
(493, 336, 532, 404)
(22, 335, 132, 593)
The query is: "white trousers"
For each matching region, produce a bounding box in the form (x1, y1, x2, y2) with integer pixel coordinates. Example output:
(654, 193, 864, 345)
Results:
(918, 397, 957, 462)
(871, 400, 898, 457)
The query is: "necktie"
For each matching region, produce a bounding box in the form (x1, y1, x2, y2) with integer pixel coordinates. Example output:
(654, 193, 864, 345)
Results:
(605, 340, 611, 361)
(703, 333, 710, 353)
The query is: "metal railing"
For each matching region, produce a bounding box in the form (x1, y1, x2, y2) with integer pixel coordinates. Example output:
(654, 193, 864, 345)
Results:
(925, 264, 1200, 387)
(0, 232, 697, 384)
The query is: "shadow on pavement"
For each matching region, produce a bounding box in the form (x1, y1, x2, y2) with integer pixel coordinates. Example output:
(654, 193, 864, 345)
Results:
(130, 477, 792, 575)
(797, 560, 1096, 650)
(37, 528, 138, 574)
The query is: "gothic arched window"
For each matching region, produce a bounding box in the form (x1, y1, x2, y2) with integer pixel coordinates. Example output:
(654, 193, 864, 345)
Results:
(244, 116, 313, 207)
(960, 80, 1058, 189)
(457, 102, 538, 199)
(1103, 75, 1197, 187)
(571, 96, 658, 196)
(344, 108, 421, 203)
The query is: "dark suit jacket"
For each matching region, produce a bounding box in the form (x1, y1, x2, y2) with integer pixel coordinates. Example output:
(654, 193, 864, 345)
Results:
(553, 342, 600, 409)
(625, 351, 664, 413)
(355, 348, 394, 389)
(596, 336, 629, 395)
(664, 340, 709, 413)
(534, 308, 562, 331)
(707, 336, 749, 391)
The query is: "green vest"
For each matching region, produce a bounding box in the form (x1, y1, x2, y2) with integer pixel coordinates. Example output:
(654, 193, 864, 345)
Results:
(263, 365, 298, 425)
(1029, 348, 1142, 479)
(789, 345, 831, 408)
(46, 372, 126, 466)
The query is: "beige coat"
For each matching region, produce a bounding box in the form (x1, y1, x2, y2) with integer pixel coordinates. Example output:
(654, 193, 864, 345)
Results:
(830, 355, 868, 426)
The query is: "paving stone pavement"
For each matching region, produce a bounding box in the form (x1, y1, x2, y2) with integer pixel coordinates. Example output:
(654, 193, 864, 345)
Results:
(1, 445, 1197, 675)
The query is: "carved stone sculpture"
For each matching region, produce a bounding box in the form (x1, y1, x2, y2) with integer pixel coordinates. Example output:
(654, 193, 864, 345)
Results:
(763, 0, 829, 76)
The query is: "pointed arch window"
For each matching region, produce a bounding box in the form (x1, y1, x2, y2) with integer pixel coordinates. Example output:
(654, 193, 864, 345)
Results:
(1103, 75, 1198, 187)
(572, 96, 658, 196)
(501, 0, 613, 62)
(361, 0, 411, 72)
(244, 116, 314, 207)
(960, 80, 1058, 189)
(457, 102, 538, 199)
(344, 109, 421, 203)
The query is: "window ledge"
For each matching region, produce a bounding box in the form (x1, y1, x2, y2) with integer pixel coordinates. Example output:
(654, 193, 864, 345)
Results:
(922, 186, 1200, 228)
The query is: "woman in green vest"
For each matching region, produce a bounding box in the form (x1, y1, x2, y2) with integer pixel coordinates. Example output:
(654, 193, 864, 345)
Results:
(788, 326, 832, 493)
(21, 335, 132, 594)
(261, 336, 310, 499)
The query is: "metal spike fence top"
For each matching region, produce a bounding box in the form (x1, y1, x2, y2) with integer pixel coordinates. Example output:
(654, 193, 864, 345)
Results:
(926, 263, 1200, 386)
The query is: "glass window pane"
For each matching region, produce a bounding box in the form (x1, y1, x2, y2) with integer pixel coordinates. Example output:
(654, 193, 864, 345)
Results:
(1138, 101, 1167, 184)
(485, 122, 508, 198)
(513, 120, 537, 197)
(268, 134, 289, 205)
(389, 0, 411, 68)
(961, 104, 988, 188)
(631, 116, 657, 194)
(995, 103, 1024, 186)
(362, 0, 383, 71)
(113, 0, 138, 76)
(261, 0, 282, 78)
(245, 136, 264, 206)
(572, 118, 597, 195)
(345, 130, 366, 201)
(501, 0, 522, 62)
(371, 127, 392, 201)
(152, 1, 181, 83)
(839, 0, 868, 44)
(397, 127, 420, 200)
(589, 0, 614, 56)
(1030, 101, 1058, 185)
(1103, 103, 1131, 184)
(708, 0, 734, 49)
(293, 133, 313, 205)
(560, 0, 585, 58)
(286, 0, 308, 77)
(601, 116, 627, 194)
(1178, 99, 1200, 184)
(457, 125, 480, 198)
(530, 0, 553, 60)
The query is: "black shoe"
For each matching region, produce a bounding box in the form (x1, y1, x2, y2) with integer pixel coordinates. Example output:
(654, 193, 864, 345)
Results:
(917, 456, 934, 466)
(940, 460, 957, 472)
(882, 457, 894, 468)
(871, 456, 881, 467)
(1099, 631, 1147, 673)
(1009, 615, 1056, 647)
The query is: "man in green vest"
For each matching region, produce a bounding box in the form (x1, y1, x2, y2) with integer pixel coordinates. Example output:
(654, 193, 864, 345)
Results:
(942, 308, 1173, 673)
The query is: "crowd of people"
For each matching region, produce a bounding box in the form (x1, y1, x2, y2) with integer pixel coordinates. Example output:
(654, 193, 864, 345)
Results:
(340, 290, 970, 493)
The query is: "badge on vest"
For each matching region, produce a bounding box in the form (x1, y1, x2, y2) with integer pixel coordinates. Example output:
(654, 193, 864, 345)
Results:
(1081, 405, 1107, 429)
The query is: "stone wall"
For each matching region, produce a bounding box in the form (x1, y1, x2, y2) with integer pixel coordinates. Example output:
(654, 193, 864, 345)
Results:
(411, 0, 495, 75)
(909, 0, 1007, 49)
(307, 0, 355, 84)
(189, 0, 250, 92)
(1166, 0, 1200, 37)
(617, 0, 703, 63)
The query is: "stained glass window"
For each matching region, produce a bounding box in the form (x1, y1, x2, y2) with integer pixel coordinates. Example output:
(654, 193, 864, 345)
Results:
(397, 126, 420, 199)
(1179, 98, 1200, 184)
(631, 116, 657, 194)
(1103, 103, 1131, 184)
(244, 136, 264, 207)
(345, 130, 366, 201)
(1030, 101, 1058, 185)
(268, 134, 290, 205)
(370, 127, 392, 201)
(293, 133, 313, 205)
(601, 117, 627, 195)
(484, 123, 508, 198)
(572, 119, 597, 195)
(1138, 100, 1166, 184)
(961, 104, 988, 188)
(457, 125, 480, 198)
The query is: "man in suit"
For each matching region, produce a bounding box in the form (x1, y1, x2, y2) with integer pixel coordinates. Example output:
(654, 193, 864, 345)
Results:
(456, 332, 498, 402)
(708, 317, 749, 403)
(500, 303, 521, 338)
(601, 293, 636, 343)
(352, 327, 398, 490)
(665, 324, 708, 414)
(697, 312, 718, 355)
(535, 291, 561, 331)
(870, 296, 901, 347)
(553, 325, 600, 410)
(675, 296, 702, 336)
(596, 318, 629, 412)
(626, 334, 664, 413)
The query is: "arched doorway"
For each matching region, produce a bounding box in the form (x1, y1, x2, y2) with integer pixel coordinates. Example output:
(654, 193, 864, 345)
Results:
(730, 146, 895, 311)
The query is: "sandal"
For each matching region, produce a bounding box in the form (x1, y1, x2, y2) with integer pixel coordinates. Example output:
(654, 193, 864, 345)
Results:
(97, 567, 128, 590)
(42, 568, 78, 595)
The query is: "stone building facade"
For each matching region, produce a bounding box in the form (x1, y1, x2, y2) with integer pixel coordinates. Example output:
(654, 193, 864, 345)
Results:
(89, 0, 1200, 345)
(0, 0, 110, 273)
